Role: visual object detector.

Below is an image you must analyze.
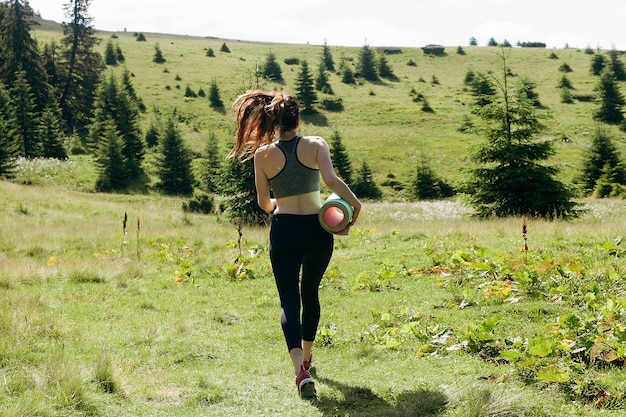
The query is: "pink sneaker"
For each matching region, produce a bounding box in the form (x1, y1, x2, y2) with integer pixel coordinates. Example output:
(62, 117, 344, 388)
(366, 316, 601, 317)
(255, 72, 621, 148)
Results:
(295, 366, 316, 398)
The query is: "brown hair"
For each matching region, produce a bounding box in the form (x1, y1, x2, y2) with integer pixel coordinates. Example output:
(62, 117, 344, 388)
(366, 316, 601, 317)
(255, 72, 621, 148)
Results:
(228, 90, 300, 161)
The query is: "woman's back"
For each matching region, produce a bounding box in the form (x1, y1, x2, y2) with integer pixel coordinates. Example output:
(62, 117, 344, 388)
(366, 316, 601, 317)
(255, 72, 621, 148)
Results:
(257, 135, 323, 215)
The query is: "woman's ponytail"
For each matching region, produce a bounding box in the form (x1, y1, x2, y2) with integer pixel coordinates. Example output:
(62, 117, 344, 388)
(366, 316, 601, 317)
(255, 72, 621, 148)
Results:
(228, 90, 300, 160)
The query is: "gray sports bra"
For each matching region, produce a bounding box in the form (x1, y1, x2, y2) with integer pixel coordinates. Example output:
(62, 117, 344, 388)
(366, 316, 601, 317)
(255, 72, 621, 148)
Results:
(268, 136, 320, 198)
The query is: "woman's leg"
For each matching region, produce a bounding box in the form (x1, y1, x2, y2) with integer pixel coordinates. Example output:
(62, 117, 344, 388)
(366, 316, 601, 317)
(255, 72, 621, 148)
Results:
(300, 230, 334, 359)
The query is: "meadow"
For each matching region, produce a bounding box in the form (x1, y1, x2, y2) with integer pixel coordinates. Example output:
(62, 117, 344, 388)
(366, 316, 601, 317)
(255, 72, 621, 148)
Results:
(2, 176, 626, 416)
(1, 18, 625, 416)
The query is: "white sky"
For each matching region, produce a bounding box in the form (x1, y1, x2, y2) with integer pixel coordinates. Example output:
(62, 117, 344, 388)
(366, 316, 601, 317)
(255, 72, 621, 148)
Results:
(27, 0, 626, 50)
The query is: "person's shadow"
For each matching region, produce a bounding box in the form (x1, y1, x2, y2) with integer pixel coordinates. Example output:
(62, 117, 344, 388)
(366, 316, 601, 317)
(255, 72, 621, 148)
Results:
(310, 374, 449, 417)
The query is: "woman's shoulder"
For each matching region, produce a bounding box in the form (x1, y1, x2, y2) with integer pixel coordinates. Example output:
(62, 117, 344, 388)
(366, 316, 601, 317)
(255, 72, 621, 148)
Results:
(300, 135, 327, 147)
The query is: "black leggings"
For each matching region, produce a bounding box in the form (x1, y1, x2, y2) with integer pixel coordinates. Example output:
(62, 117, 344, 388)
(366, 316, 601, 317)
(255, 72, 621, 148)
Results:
(269, 214, 334, 352)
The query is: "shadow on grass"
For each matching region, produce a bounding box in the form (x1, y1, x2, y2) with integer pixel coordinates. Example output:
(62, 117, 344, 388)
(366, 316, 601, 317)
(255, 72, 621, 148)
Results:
(311, 375, 448, 417)
(301, 110, 329, 127)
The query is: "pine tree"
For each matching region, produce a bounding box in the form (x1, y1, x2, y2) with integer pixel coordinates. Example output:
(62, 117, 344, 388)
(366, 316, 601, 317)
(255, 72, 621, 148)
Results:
(104, 39, 117, 65)
(329, 130, 353, 186)
(115, 44, 125, 63)
(153, 43, 166, 64)
(58, 0, 104, 130)
(219, 156, 269, 226)
(204, 131, 221, 193)
(295, 60, 317, 112)
(115, 83, 144, 179)
(208, 79, 224, 109)
(121, 69, 145, 112)
(353, 161, 382, 200)
(0, 83, 19, 178)
(262, 51, 283, 82)
(579, 126, 626, 193)
(156, 117, 195, 196)
(0, 0, 52, 112)
(470, 72, 497, 106)
(42, 40, 59, 91)
(378, 53, 396, 80)
(341, 65, 355, 84)
(517, 77, 541, 107)
(315, 58, 332, 94)
(357, 44, 379, 81)
(590, 54, 606, 76)
(94, 119, 128, 192)
(321, 39, 335, 72)
(409, 156, 453, 200)
(89, 72, 144, 180)
(608, 49, 626, 81)
(465, 49, 576, 219)
(11, 69, 41, 157)
(38, 106, 68, 159)
(594, 68, 625, 124)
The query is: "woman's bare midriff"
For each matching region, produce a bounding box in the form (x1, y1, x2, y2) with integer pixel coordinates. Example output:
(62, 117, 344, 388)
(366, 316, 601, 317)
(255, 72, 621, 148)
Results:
(274, 191, 322, 215)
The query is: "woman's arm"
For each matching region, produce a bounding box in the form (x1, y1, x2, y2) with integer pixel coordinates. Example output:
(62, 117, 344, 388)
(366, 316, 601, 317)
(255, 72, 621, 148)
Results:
(316, 138, 361, 224)
(254, 150, 276, 214)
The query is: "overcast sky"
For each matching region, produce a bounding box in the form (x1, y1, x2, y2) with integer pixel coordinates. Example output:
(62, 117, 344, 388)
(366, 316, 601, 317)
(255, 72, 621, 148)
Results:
(27, 0, 626, 50)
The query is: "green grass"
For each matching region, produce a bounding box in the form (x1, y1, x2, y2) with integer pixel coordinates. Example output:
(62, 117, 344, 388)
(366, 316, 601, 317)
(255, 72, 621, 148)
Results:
(2, 180, 626, 416)
(3, 19, 625, 416)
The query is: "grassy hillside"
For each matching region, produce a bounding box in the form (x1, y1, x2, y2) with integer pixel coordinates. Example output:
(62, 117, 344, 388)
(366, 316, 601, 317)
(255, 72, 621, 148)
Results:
(2, 20, 626, 417)
(31, 21, 623, 197)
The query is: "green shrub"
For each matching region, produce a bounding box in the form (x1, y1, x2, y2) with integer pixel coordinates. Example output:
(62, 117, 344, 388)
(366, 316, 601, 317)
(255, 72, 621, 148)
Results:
(182, 192, 214, 214)
(320, 98, 344, 111)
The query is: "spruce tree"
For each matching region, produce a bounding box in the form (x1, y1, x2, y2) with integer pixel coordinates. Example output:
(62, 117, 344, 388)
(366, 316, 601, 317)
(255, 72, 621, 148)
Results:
(590, 54, 606, 76)
(0, 0, 51, 112)
(38, 106, 68, 159)
(329, 130, 353, 186)
(378, 53, 396, 80)
(409, 156, 453, 200)
(153, 43, 166, 64)
(470, 72, 497, 106)
(579, 126, 626, 194)
(0, 84, 19, 178)
(42, 40, 59, 91)
(357, 44, 379, 81)
(115, 83, 144, 180)
(220, 155, 269, 226)
(321, 39, 335, 72)
(594, 68, 624, 124)
(208, 79, 224, 109)
(104, 39, 117, 65)
(341, 65, 355, 84)
(89, 72, 144, 180)
(295, 60, 317, 112)
(204, 131, 221, 193)
(156, 117, 195, 196)
(115, 44, 125, 63)
(315, 58, 332, 94)
(608, 49, 626, 81)
(94, 119, 128, 192)
(121, 69, 145, 112)
(11, 68, 41, 157)
(353, 161, 382, 200)
(262, 51, 283, 82)
(517, 77, 541, 107)
(465, 49, 576, 219)
(58, 0, 104, 130)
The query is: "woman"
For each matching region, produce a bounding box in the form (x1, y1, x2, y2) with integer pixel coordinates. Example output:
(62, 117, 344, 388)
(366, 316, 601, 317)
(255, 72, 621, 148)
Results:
(228, 90, 361, 398)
